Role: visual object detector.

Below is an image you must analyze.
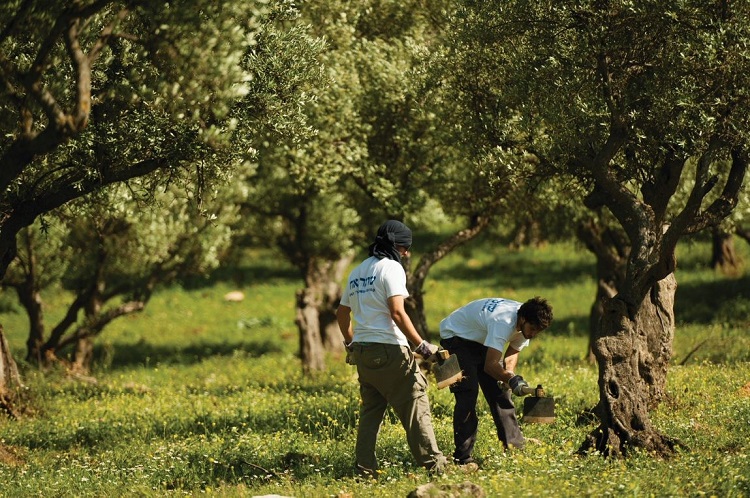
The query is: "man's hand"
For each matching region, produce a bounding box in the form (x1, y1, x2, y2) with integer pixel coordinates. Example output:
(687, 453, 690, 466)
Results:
(508, 374, 531, 396)
(343, 341, 355, 365)
(413, 340, 438, 360)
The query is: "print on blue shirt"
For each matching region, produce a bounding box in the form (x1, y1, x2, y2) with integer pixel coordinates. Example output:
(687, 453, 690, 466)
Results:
(481, 298, 503, 313)
(349, 275, 377, 295)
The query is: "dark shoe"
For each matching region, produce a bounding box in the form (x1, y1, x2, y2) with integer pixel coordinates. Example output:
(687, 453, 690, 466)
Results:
(355, 463, 377, 480)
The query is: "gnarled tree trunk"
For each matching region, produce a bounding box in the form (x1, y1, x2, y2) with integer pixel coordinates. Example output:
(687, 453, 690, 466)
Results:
(577, 219, 629, 362)
(0, 327, 23, 419)
(580, 273, 678, 457)
(296, 254, 353, 373)
(711, 228, 741, 275)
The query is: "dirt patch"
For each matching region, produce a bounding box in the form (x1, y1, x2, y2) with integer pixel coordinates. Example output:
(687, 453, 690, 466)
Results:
(739, 382, 750, 398)
(0, 444, 25, 467)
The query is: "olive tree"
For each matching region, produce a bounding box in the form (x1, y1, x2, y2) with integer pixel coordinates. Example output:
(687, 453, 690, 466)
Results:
(446, 0, 749, 457)
(0, 0, 323, 410)
(3, 180, 239, 372)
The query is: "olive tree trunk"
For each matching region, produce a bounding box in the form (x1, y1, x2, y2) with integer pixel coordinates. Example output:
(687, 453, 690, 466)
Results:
(0, 327, 23, 418)
(577, 144, 747, 458)
(581, 274, 677, 456)
(577, 219, 629, 362)
(711, 228, 742, 275)
(296, 254, 353, 373)
(580, 273, 678, 457)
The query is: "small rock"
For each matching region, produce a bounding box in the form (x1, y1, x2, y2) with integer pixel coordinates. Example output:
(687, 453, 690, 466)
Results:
(224, 290, 245, 302)
(407, 481, 485, 498)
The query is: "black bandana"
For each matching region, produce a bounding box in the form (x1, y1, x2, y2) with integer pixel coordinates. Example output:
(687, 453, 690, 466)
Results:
(368, 220, 412, 263)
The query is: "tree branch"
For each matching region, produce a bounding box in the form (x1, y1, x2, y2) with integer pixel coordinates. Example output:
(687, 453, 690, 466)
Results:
(410, 197, 502, 285)
(641, 151, 685, 222)
(686, 147, 747, 232)
(64, 18, 91, 131)
(56, 300, 146, 351)
(0, 0, 33, 44)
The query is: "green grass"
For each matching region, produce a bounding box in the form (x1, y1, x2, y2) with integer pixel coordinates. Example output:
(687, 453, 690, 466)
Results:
(1, 239, 749, 497)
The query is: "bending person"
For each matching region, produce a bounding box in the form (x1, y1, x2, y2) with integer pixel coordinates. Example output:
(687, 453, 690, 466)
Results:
(439, 297, 553, 466)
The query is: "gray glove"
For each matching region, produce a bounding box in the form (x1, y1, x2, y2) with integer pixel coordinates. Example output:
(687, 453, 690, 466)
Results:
(508, 374, 530, 396)
(343, 341, 355, 365)
(413, 340, 438, 359)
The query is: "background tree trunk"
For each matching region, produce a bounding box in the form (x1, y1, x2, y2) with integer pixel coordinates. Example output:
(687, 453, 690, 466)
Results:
(296, 285, 326, 373)
(296, 255, 353, 372)
(0, 327, 23, 418)
(711, 228, 742, 275)
(14, 280, 45, 365)
(320, 255, 354, 353)
(72, 337, 95, 374)
(579, 274, 678, 457)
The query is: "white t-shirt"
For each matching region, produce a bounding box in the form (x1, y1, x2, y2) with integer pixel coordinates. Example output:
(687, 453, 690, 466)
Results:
(340, 256, 409, 346)
(439, 298, 530, 353)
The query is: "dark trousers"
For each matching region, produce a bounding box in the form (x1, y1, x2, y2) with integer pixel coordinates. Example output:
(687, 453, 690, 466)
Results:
(440, 336, 524, 463)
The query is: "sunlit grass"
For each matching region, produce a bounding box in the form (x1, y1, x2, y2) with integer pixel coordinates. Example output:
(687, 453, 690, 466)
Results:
(1, 239, 749, 496)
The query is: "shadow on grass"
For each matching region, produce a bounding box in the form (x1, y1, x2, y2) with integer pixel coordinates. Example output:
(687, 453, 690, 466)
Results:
(181, 262, 301, 290)
(94, 338, 283, 370)
(675, 275, 750, 324)
(434, 256, 595, 291)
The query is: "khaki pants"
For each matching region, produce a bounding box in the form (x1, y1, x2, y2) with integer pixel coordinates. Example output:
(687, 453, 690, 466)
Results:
(350, 342, 446, 474)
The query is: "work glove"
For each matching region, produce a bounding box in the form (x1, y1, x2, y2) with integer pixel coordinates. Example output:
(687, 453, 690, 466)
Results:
(413, 340, 438, 360)
(508, 374, 531, 396)
(343, 341, 355, 365)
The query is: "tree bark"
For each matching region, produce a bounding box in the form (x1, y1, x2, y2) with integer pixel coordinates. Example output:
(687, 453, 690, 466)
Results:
(296, 255, 353, 373)
(711, 228, 741, 275)
(0, 326, 23, 419)
(296, 286, 326, 373)
(4, 273, 47, 365)
(577, 219, 629, 362)
(72, 336, 95, 374)
(579, 274, 679, 457)
(320, 254, 354, 353)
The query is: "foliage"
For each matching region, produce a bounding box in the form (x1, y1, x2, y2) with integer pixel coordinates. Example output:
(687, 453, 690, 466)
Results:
(443, 0, 750, 256)
(2, 178, 240, 362)
(0, 240, 748, 496)
(0, 0, 325, 283)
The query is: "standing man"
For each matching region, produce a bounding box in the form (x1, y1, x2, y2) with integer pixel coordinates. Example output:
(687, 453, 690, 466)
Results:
(336, 220, 448, 478)
(439, 297, 553, 466)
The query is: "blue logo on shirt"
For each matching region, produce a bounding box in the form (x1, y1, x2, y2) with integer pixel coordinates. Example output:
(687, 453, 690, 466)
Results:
(349, 276, 377, 295)
(481, 299, 502, 312)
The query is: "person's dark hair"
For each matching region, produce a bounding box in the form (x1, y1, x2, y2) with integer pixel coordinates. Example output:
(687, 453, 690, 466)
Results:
(518, 297, 553, 330)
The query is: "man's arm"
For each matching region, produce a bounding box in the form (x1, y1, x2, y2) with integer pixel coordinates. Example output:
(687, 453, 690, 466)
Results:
(387, 295, 425, 347)
(336, 304, 354, 343)
(484, 346, 521, 383)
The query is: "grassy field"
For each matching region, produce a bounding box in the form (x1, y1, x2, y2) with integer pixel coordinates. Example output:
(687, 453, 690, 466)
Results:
(0, 238, 749, 497)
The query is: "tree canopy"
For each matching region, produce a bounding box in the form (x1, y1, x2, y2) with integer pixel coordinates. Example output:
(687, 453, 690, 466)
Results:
(0, 0, 322, 277)
(443, 0, 749, 457)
